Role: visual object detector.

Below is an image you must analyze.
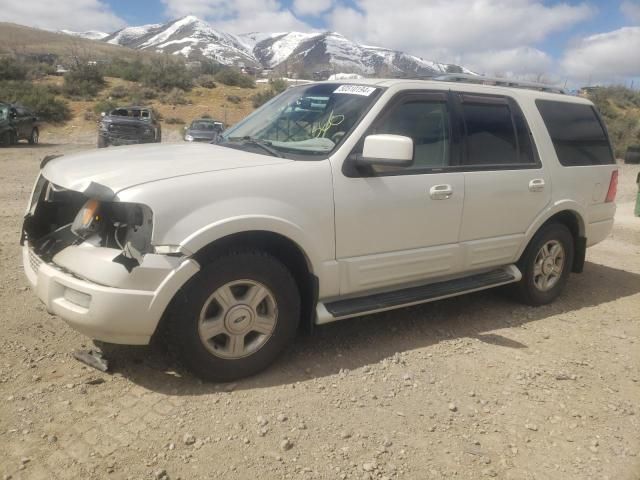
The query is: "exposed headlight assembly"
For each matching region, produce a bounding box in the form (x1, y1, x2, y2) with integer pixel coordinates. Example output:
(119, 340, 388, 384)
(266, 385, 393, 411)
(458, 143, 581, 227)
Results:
(71, 199, 154, 271)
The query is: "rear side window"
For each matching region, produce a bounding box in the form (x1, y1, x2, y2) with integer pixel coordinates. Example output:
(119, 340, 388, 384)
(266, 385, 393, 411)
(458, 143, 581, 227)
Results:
(460, 95, 535, 166)
(536, 100, 614, 166)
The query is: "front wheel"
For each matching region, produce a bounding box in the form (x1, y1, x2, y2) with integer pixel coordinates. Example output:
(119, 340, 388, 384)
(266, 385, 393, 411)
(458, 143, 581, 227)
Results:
(513, 223, 574, 306)
(28, 128, 39, 145)
(168, 251, 300, 382)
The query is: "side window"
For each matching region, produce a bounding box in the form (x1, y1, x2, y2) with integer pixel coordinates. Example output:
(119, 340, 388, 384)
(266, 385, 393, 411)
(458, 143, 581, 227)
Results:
(536, 100, 614, 166)
(460, 95, 536, 167)
(373, 99, 450, 170)
(462, 99, 517, 165)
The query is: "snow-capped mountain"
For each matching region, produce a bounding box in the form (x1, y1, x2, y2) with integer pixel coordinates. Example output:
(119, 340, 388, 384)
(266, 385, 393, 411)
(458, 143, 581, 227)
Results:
(97, 16, 470, 77)
(59, 29, 109, 41)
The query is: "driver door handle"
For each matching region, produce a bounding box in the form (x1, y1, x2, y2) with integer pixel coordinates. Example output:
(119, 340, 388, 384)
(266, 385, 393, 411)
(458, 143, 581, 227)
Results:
(430, 184, 453, 200)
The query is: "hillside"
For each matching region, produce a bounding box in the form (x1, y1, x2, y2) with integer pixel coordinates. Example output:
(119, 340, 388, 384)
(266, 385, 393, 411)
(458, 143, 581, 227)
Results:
(587, 87, 640, 158)
(0, 22, 158, 62)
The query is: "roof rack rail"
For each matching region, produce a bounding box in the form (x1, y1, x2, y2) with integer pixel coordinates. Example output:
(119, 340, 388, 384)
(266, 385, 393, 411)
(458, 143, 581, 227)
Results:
(433, 73, 565, 94)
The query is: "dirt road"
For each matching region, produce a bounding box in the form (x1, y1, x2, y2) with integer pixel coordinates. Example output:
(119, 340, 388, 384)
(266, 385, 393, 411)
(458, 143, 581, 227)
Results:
(1, 143, 639, 480)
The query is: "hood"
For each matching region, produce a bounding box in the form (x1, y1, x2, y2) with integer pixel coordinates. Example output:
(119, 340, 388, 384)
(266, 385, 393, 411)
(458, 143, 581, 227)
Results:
(42, 143, 290, 195)
(103, 116, 150, 125)
(186, 129, 217, 137)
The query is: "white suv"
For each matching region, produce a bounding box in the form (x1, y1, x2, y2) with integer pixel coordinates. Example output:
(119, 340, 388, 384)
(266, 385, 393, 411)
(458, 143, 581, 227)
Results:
(22, 77, 618, 381)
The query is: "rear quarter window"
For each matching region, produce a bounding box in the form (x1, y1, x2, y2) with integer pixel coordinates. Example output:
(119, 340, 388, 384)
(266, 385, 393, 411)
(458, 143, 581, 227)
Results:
(536, 100, 614, 166)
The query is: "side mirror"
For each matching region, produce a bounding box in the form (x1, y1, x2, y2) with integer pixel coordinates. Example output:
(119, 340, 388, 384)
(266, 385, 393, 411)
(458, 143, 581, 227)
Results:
(356, 134, 414, 167)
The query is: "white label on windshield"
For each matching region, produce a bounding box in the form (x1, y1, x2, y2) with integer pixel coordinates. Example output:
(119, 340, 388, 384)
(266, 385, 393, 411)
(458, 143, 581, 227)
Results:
(333, 85, 376, 96)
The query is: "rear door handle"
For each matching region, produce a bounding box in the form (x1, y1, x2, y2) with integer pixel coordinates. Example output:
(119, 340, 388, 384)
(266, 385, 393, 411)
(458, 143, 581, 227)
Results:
(529, 178, 545, 192)
(430, 184, 453, 200)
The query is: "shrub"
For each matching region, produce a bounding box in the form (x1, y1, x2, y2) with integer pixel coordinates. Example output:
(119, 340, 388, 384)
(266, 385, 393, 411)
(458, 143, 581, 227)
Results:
(93, 98, 118, 115)
(109, 85, 129, 99)
(165, 117, 185, 124)
(0, 58, 28, 80)
(198, 75, 217, 89)
(105, 58, 146, 82)
(215, 68, 255, 88)
(589, 86, 640, 157)
(251, 78, 288, 108)
(63, 64, 106, 99)
(161, 88, 188, 105)
(226, 95, 242, 104)
(143, 57, 193, 91)
(0, 81, 71, 122)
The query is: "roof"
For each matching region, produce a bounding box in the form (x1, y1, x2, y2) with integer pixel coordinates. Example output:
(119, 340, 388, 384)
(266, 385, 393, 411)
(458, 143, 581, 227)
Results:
(318, 77, 589, 104)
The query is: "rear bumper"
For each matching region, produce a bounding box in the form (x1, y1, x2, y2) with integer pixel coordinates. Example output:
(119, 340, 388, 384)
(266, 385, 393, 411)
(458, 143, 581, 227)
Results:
(23, 245, 199, 345)
(586, 218, 615, 246)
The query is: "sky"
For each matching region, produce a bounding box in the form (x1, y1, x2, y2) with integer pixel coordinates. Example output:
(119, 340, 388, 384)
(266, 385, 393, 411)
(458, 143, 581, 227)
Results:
(1, 0, 639, 86)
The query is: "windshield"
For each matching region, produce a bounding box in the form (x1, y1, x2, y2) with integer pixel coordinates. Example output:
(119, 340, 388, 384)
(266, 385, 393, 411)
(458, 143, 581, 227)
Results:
(110, 108, 151, 120)
(191, 121, 217, 131)
(220, 83, 382, 157)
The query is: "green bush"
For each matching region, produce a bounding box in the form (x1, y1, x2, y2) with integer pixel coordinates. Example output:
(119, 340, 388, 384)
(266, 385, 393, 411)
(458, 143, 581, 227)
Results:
(104, 58, 147, 82)
(63, 64, 106, 99)
(143, 57, 193, 91)
(251, 78, 288, 108)
(93, 98, 118, 115)
(0, 58, 28, 80)
(198, 75, 217, 89)
(0, 81, 71, 122)
(215, 68, 255, 88)
(109, 85, 129, 99)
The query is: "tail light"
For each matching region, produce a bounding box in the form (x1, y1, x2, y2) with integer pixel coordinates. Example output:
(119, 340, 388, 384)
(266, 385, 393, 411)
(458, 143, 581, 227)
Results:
(605, 170, 618, 203)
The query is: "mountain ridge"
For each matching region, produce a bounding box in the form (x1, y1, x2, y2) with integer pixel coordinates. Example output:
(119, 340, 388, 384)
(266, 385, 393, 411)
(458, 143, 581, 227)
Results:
(68, 16, 473, 77)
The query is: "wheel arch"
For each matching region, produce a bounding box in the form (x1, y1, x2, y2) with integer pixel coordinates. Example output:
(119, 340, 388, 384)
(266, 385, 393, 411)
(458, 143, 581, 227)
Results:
(521, 207, 586, 273)
(191, 230, 319, 333)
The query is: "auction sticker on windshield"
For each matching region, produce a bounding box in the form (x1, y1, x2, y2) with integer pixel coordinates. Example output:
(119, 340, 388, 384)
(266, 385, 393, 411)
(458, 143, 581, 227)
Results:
(333, 85, 377, 96)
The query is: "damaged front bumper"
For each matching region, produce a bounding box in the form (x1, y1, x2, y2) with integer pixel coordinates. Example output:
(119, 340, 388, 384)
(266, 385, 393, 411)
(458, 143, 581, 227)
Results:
(21, 174, 199, 344)
(23, 242, 199, 344)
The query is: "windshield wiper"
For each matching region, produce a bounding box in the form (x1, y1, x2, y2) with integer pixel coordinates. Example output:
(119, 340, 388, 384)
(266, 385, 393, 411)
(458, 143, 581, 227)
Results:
(226, 136, 284, 158)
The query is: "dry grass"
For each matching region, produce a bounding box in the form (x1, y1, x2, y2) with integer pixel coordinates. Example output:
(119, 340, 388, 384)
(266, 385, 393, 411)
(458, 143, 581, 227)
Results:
(0, 22, 148, 62)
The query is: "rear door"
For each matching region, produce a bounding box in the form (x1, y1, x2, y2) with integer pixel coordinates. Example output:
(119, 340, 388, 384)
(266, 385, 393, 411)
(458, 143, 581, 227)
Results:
(454, 93, 551, 270)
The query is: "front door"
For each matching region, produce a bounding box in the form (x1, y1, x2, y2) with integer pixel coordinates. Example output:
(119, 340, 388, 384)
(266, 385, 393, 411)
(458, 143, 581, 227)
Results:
(333, 92, 466, 296)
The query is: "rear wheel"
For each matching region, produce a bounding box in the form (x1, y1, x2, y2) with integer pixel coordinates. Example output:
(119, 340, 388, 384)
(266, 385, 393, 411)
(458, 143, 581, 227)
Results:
(28, 128, 39, 145)
(168, 251, 300, 382)
(513, 223, 574, 306)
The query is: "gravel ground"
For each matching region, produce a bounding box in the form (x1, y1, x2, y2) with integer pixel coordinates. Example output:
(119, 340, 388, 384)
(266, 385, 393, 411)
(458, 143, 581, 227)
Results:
(0, 142, 639, 480)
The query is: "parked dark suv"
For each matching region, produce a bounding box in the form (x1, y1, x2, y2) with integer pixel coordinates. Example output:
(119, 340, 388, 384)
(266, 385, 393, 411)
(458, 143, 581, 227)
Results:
(184, 118, 225, 143)
(0, 102, 40, 145)
(98, 106, 162, 148)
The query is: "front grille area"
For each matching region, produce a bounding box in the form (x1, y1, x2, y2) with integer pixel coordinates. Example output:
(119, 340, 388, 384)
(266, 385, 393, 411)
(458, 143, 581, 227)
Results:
(109, 124, 141, 139)
(28, 248, 43, 273)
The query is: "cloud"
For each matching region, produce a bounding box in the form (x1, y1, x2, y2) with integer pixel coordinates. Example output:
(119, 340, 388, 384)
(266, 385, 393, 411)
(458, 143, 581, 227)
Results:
(293, 0, 334, 16)
(161, 0, 311, 33)
(462, 47, 554, 78)
(560, 27, 640, 82)
(0, 0, 125, 32)
(328, 0, 593, 75)
(621, 1, 640, 22)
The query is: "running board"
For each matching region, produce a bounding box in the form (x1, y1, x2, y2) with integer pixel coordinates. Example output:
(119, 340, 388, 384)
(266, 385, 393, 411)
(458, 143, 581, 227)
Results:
(316, 265, 521, 324)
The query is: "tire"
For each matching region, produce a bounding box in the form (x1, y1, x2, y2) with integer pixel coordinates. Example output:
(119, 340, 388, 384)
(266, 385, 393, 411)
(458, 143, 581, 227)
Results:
(97, 135, 108, 148)
(512, 223, 574, 306)
(168, 251, 300, 382)
(28, 128, 39, 145)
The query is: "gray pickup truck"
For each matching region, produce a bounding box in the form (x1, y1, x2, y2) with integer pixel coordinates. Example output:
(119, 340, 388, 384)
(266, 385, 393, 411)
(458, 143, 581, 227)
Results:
(0, 102, 40, 145)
